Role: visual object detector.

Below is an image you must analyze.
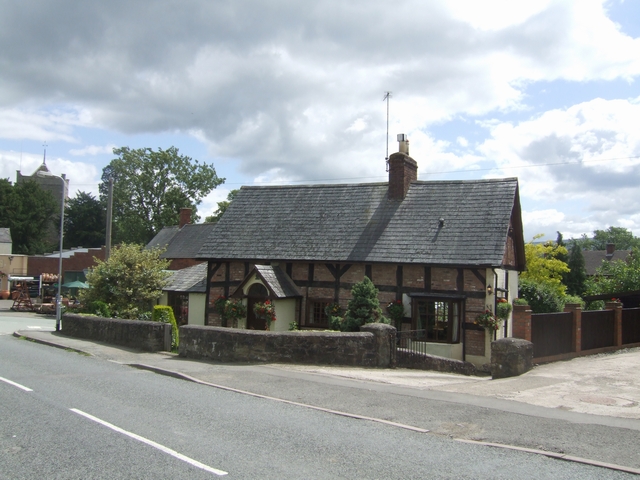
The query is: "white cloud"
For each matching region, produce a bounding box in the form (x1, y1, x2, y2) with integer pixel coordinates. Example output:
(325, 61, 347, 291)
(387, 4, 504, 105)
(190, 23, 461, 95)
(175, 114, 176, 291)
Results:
(0, 0, 639, 240)
(69, 144, 116, 156)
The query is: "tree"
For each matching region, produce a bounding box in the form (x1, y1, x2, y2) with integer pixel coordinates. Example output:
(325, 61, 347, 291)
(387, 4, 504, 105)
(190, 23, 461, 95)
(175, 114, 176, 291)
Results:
(342, 277, 386, 331)
(100, 146, 224, 244)
(0, 179, 57, 254)
(520, 234, 569, 297)
(64, 191, 106, 248)
(205, 189, 239, 223)
(592, 226, 640, 251)
(565, 243, 587, 296)
(518, 278, 565, 313)
(586, 248, 640, 296)
(81, 243, 170, 319)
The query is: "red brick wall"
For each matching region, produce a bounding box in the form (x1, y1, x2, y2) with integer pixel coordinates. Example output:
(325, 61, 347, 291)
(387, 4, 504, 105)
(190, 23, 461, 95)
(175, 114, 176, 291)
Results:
(371, 264, 395, 286)
(465, 330, 485, 356)
(431, 267, 456, 290)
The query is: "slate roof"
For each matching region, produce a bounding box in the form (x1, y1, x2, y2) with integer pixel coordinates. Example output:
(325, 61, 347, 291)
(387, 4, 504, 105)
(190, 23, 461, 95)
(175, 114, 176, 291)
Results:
(198, 178, 523, 268)
(0, 228, 11, 244)
(583, 250, 631, 276)
(160, 223, 216, 259)
(231, 265, 302, 298)
(146, 226, 179, 250)
(164, 263, 207, 293)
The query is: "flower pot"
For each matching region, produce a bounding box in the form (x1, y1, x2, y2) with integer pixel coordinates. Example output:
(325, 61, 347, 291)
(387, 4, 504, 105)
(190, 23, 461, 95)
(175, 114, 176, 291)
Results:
(0, 290, 9, 300)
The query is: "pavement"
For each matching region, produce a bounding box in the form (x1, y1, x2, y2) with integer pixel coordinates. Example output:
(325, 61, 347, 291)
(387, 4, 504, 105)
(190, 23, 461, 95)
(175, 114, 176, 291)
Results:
(10, 322, 640, 421)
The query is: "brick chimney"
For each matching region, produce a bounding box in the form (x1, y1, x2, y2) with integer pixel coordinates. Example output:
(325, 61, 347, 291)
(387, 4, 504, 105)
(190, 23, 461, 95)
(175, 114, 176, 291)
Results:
(179, 208, 192, 228)
(606, 243, 615, 257)
(388, 134, 418, 200)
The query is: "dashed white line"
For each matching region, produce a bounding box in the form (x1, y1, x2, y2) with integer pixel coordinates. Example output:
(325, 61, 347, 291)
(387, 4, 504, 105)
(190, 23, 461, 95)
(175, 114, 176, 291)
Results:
(0, 376, 33, 392)
(70, 408, 228, 476)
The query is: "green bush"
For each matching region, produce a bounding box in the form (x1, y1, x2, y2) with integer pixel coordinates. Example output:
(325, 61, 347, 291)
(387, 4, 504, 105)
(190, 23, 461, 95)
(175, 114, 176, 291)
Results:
(152, 305, 179, 349)
(518, 278, 564, 313)
(585, 300, 605, 311)
(89, 301, 111, 318)
(562, 295, 585, 309)
(329, 316, 343, 331)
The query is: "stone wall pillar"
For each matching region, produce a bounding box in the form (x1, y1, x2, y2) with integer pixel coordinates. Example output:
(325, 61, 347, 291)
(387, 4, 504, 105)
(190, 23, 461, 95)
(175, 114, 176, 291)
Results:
(564, 303, 582, 354)
(606, 301, 623, 346)
(511, 304, 532, 341)
(491, 337, 533, 379)
(360, 323, 396, 368)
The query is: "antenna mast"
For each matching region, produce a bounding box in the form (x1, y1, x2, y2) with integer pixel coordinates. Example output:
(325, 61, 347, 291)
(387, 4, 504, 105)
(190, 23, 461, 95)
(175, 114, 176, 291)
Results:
(383, 92, 392, 172)
(42, 141, 48, 165)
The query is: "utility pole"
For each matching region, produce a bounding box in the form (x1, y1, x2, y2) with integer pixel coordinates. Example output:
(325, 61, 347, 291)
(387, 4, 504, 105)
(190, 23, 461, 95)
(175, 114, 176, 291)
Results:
(105, 177, 113, 260)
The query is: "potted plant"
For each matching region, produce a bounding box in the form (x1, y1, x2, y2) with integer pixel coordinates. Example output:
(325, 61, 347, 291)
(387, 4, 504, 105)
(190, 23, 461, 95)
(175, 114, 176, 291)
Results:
(253, 300, 276, 330)
(475, 309, 502, 331)
(495, 298, 512, 320)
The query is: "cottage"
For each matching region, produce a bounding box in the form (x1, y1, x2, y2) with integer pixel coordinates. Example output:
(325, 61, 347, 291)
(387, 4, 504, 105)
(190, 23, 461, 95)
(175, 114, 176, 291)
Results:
(196, 136, 525, 366)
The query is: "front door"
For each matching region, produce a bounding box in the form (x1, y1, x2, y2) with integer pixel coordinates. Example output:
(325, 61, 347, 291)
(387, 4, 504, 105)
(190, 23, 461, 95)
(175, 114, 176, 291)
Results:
(246, 283, 269, 330)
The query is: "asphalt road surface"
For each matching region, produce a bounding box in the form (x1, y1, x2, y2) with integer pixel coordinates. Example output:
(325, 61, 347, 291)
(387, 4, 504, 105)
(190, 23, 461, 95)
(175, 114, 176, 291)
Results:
(1, 336, 636, 479)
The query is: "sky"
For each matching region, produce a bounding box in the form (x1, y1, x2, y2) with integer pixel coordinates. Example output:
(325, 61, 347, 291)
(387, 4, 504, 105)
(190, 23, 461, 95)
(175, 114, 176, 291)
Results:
(1, 0, 639, 243)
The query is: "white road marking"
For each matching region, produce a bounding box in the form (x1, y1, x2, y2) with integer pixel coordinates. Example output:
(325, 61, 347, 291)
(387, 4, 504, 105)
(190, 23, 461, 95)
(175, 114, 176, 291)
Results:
(27, 326, 43, 329)
(70, 408, 228, 476)
(0, 376, 33, 392)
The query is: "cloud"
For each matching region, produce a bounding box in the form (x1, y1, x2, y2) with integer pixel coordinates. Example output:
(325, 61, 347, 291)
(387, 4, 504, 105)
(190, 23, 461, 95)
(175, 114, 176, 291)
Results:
(0, 0, 639, 240)
(69, 144, 116, 156)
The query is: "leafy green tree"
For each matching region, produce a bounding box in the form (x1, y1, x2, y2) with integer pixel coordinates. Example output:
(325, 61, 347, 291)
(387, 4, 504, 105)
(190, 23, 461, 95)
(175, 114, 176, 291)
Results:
(205, 189, 239, 223)
(64, 191, 106, 248)
(592, 226, 640, 251)
(586, 248, 640, 295)
(521, 234, 569, 296)
(100, 146, 224, 244)
(0, 179, 56, 254)
(82, 243, 170, 319)
(565, 243, 587, 296)
(342, 277, 386, 331)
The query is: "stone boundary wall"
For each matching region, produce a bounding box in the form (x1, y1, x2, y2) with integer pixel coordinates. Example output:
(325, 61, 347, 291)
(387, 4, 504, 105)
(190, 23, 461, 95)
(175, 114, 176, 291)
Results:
(179, 323, 396, 367)
(61, 313, 172, 352)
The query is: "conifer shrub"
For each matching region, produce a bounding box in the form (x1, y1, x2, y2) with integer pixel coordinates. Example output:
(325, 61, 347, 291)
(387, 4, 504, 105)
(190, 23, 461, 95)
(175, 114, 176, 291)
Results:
(342, 277, 388, 331)
(152, 305, 179, 349)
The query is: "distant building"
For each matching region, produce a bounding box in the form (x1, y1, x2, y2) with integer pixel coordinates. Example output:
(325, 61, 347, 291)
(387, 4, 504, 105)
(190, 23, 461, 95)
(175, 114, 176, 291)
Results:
(16, 155, 69, 245)
(583, 243, 630, 276)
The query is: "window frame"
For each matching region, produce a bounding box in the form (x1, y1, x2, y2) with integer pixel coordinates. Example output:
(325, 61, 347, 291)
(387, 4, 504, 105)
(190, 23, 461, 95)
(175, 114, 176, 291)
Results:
(305, 298, 332, 328)
(411, 295, 465, 344)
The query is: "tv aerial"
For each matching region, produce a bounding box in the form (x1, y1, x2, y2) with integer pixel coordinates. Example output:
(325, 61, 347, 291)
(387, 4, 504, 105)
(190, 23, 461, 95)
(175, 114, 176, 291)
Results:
(383, 92, 392, 171)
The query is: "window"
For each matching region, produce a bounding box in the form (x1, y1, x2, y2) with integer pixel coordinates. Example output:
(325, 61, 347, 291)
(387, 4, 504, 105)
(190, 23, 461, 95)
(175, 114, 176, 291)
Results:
(306, 299, 331, 328)
(413, 298, 463, 343)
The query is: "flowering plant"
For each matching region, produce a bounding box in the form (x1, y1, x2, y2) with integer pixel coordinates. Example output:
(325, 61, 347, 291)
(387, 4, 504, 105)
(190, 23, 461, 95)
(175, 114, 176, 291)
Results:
(213, 296, 228, 316)
(213, 296, 247, 327)
(475, 309, 502, 331)
(254, 300, 276, 327)
(324, 302, 343, 318)
(225, 299, 247, 321)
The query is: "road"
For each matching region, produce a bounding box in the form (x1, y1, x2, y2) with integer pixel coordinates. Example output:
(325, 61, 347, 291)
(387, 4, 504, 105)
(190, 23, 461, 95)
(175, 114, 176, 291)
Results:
(0, 308, 55, 336)
(1, 335, 637, 479)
